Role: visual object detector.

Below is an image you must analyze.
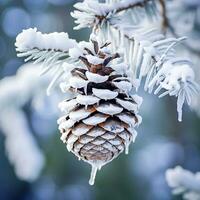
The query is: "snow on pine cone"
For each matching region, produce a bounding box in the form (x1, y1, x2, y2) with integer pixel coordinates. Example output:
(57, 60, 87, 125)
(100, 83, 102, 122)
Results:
(57, 39, 142, 185)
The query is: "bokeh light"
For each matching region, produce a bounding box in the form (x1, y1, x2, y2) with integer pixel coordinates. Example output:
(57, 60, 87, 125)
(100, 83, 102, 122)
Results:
(2, 7, 31, 37)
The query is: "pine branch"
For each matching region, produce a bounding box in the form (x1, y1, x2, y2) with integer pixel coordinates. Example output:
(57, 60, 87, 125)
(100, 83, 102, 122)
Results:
(95, 0, 153, 23)
(15, 28, 78, 94)
(71, 0, 156, 30)
(166, 166, 200, 199)
(97, 20, 199, 121)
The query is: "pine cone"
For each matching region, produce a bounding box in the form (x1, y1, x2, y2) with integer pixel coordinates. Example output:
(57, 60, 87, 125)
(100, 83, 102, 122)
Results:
(58, 39, 142, 185)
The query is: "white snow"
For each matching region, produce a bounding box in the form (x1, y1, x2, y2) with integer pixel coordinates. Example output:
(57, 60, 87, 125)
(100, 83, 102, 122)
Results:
(110, 63, 129, 74)
(72, 0, 144, 30)
(160, 65, 194, 91)
(166, 166, 200, 199)
(69, 108, 94, 122)
(117, 113, 136, 127)
(58, 99, 78, 113)
(60, 129, 71, 143)
(67, 134, 79, 152)
(83, 113, 108, 125)
(155, 63, 198, 122)
(69, 46, 83, 59)
(113, 81, 132, 93)
(86, 71, 109, 83)
(127, 127, 138, 142)
(57, 115, 68, 125)
(16, 28, 77, 52)
(131, 94, 143, 108)
(59, 118, 76, 129)
(0, 109, 45, 182)
(76, 94, 100, 105)
(92, 88, 118, 100)
(69, 76, 88, 89)
(116, 98, 138, 112)
(96, 103, 123, 115)
(86, 55, 104, 65)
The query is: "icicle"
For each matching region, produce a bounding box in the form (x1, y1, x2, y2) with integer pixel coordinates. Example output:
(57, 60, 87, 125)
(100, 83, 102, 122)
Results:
(89, 165, 98, 185)
(125, 142, 130, 155)
(129, 41, 134, 68)
(177, 90, 185, 122)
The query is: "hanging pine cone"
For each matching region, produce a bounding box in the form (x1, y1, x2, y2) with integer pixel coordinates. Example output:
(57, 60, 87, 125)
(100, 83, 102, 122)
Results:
(57, 38, 142, 185)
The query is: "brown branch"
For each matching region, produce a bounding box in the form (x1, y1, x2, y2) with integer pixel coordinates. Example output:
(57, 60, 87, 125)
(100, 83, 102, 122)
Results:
(115, 0, 152, 13)
(158, 0, 200, 56)
(95, 0, 153, 25)
(158, 0, 168, 33)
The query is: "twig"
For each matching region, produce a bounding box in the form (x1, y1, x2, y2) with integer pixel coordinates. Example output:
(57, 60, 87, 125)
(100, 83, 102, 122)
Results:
(95, 0, 152, 24)
(158, 0, 168, 33)
(115, 0, 152, 13)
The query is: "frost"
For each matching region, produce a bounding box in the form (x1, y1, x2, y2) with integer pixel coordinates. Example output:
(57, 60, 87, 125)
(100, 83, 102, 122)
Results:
(72, 0, 145, 29)
(149, 61, 199, 121)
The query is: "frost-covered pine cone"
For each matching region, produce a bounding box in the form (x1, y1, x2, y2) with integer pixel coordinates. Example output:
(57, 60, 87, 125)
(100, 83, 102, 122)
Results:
(57, 39, 142, 185)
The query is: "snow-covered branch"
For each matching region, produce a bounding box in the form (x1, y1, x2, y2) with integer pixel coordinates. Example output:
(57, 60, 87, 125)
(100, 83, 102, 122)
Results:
(166, 166, 200, 200)
(16, 28, 77, 52)
(71, 0, 156, 30)
(0, 108, 45, 182)
(0, 63, 59, 181)
(15, 29, 79, 95)
(148, 60, 199, 121)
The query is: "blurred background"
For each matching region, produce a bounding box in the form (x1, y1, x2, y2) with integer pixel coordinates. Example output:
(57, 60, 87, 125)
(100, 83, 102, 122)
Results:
(0, 0, 200, 200)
